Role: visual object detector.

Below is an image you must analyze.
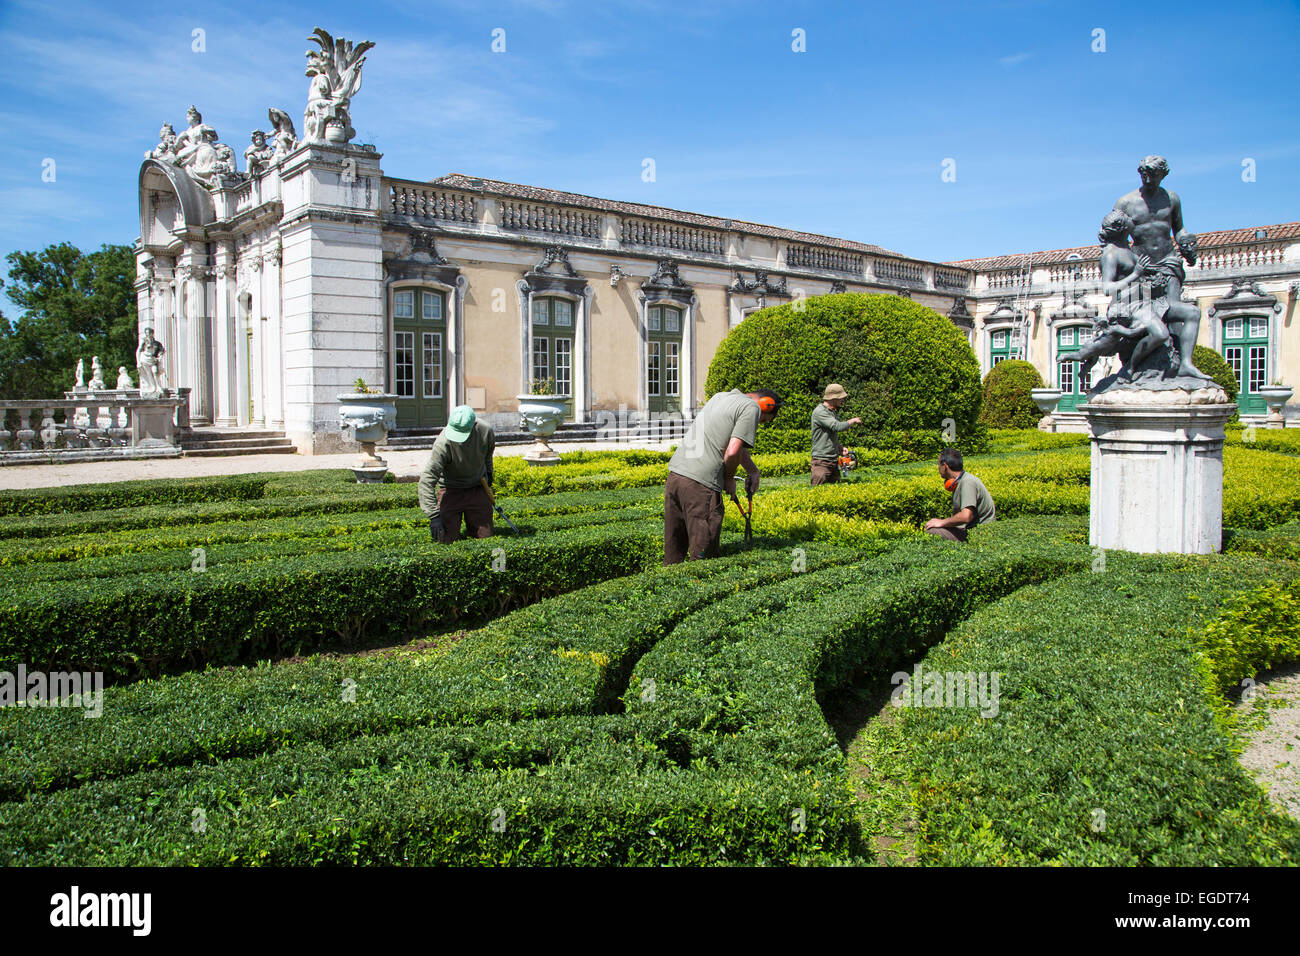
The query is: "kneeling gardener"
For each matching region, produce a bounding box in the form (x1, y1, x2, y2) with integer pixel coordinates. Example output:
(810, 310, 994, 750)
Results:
(924, 447, 995, 542)
(418, 404, 496, 543)
(664, 388, 781, 564)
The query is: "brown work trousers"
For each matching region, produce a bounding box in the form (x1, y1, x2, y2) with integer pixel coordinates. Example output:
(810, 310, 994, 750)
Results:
(435, 485, 494, 543)
(925, 525, 969, 543)
(810, 458, 840, 486)
(664, 472, 724, 565)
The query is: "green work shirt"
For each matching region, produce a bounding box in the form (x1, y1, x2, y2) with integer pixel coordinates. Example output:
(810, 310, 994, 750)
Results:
(668, 389, 760, 493)
(951, 471, 996, 531)
(417, 419, 496, 516)
(811, 404, 852, 461)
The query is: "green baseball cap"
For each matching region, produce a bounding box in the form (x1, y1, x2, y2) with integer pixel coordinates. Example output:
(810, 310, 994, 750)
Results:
(444, 404, 476, 443)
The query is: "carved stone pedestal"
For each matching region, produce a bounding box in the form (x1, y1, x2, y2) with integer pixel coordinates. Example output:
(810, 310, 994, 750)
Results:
(1084, 387, 1236, 554)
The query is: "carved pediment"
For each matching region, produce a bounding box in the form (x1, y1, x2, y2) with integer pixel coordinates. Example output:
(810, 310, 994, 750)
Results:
(1208, 278, 1282, 316)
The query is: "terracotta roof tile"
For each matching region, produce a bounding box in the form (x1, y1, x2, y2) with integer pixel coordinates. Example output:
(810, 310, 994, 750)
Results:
(947, 222, 1300, 272)
(430, 173, 907, 261)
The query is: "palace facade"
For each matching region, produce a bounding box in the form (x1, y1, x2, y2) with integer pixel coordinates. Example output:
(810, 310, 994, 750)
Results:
(133, 37, 1300, 453)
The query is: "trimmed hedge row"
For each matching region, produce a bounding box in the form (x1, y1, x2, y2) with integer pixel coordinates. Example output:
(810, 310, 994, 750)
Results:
(881, 560, 1300, 865)
(0, 523, 1089, 865)
(0, 474, 271, 517)
(0, 523, 664, 681)
(0, 543, 874, 801)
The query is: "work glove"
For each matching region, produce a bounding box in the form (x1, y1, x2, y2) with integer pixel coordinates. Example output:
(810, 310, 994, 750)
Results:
(429, 516, 445, 542)
(744, 471, 760, 497)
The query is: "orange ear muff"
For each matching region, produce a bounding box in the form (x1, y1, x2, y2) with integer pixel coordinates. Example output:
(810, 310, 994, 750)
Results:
(944, 477, 958, 492)
(757, 397, 777, 415)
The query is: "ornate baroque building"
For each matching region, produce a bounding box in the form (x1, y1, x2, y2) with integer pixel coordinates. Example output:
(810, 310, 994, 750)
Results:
(133, 30, 1300, 453)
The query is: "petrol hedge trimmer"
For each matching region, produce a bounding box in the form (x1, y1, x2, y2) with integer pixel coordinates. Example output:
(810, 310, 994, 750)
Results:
(838, 448, 859, 478)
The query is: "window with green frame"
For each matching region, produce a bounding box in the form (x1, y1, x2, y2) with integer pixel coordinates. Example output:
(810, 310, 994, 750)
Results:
(646, 303, 683, 414)
(1055, 325, 1092, 412)
(989, 327, 1011, 369)
(392, 288, 447, 429)
(1222, 315, 1269, 415)
(530, 297, 574, 414)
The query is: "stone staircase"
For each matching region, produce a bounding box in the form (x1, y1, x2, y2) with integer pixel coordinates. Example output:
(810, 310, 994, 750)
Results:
(180, 427, 297, 457)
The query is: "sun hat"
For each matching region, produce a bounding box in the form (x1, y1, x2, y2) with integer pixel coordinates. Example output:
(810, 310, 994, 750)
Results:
(823, 383, 849, 401)
(444, 404, 476, 443)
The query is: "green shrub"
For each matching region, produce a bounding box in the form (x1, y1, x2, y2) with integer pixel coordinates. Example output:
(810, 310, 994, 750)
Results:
(1193, 344, 1239, 403)
(0, 475, 269, 517)
(978, 359, 1045, 430)
(705, 293, 983, 454)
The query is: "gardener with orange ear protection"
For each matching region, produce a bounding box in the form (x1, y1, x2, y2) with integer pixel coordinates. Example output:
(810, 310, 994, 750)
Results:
(663, 388, 781, 564)
(924, 447, 996, 542)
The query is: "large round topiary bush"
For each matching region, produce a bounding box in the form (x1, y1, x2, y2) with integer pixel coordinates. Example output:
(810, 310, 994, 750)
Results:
(705, 293, 983, 454)
(1192, 344, 1239, 403)
(978, 359, 1045, 430)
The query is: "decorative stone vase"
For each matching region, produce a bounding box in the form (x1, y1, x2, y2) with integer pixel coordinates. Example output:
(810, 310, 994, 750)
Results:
(325, 121, 347, 145)
(338, 391, 397, 483)
(517, 394, 566, 466)
(1030, 387, 1064, 432)
(1259, 384, 1292, 430)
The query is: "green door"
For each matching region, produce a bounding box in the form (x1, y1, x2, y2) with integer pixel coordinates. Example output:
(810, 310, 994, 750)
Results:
(1055, 326, 1091, 412)
(989, 328, 1011, 370)
(531, 297, 574, 419)
(647, 304, 682, 414)
(393, 289, 447, 428)
(1222, 316, 1267, 416)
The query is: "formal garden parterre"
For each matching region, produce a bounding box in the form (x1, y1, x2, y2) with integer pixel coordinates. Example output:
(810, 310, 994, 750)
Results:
(2, 426, 1299, 865)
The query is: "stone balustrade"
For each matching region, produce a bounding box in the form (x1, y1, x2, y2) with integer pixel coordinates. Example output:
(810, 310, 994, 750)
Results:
(1191, 242, 1288, 274)
(934, 266, 973, 291)
(500, 200, 602, 238)
(786, 244, 863, 275)
(0, 392, 189, 463)
(873, 257, 925, 286)
(385, 182, 477, 222)
(619, 218, 725, 255)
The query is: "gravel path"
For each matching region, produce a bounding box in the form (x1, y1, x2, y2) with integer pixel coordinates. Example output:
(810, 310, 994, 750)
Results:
(1236, 663, 1300, 822)
(0, 439, 676, 491)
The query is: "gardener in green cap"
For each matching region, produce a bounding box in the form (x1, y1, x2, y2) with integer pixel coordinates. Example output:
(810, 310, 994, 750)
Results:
(810, 383, 862, 486)
(418, 404, 496, 543)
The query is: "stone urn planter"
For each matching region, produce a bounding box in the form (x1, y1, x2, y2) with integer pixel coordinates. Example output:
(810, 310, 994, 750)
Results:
(1259, 384, 1292, 430)
(338, 390, 397, 483)
(517, 394, 566, 466)
(1030, 387, 1064, 432)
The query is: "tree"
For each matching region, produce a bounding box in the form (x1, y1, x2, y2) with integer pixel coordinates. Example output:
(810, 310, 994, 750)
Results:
(0, 243, 137, 398)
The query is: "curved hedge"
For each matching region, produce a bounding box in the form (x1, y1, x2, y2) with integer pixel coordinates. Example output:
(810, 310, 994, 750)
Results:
(978, 359, 1044, 429)
(705, 293, 983, 454)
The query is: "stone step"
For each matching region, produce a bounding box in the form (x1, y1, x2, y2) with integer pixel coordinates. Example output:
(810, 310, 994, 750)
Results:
(181, 437, 296, 451)
(183, 444, 298, 458)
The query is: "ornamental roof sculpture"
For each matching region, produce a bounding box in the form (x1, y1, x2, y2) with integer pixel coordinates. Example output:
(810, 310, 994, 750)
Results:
(302, 28, 375, 145)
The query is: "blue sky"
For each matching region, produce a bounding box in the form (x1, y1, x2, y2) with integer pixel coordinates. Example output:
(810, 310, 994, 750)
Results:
(1, 0, 1296, 312)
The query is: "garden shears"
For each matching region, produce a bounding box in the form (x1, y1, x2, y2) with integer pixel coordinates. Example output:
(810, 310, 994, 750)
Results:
(729, 489, 753, 548)
(481, 478, 520, 534)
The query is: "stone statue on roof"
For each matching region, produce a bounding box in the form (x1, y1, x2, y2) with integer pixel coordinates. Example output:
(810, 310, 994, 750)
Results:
(302, 28, 375, 145)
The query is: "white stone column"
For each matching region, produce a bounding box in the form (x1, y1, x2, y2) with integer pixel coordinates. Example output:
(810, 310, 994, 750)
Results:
(263, 243, 284, 429)
(214, 246, 239, 426)
(576, 286, 593, 423)
(1086, 393, 1237, 554)
(683, 294, 698, 418)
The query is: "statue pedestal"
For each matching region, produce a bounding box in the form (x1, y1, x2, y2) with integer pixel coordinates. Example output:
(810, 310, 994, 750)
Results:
(1084, 389, 1236, 554)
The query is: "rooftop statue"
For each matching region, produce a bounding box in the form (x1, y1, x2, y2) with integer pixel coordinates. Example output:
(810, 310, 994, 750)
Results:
(302, 28, 375, 145)
(151, 106, 243, 188)
(268, 108, 299, 162)
(1083, 156, 1220, 398)
(244, 130, 275, 176)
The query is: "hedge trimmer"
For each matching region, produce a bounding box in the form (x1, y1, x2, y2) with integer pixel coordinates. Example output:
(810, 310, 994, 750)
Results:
(481, 478, 519, 534)
(838, 448, 859, 478)
(729, 490, 753, 548)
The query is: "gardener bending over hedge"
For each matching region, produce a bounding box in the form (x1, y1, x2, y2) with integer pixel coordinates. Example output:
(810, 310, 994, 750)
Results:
(811, 383, 862, 486)
(418, 404, 496, 543)
(664, 388, 781, 564)
(924, 447, 996, 543)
